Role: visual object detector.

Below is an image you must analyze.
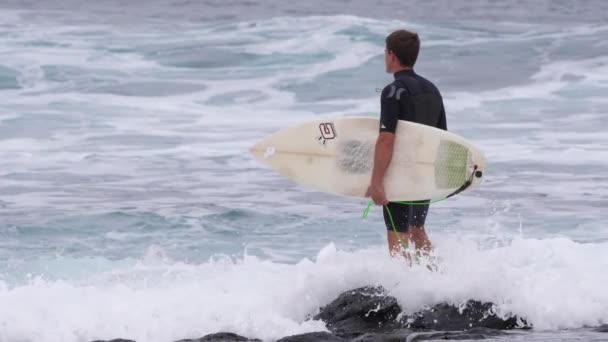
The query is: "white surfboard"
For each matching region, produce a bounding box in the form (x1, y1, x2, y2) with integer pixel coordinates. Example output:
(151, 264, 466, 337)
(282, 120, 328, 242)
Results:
(250, 116, 486, 201)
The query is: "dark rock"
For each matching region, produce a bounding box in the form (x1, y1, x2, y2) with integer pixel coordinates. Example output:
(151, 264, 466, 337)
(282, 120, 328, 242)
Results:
(313, 286, 404, 338)
(596, 324, 608, 332)
(174, 332, 261, 342)
(310, 287, 529, 339)
(407, 328, 508, 341)
(275, 331, 346, 342)
(350, 333, 386, 342)
(351, 328, 413, 341)
(350, 328, 506, 341)
(91, 340, 136, 342)
(409, 300, 529, 331)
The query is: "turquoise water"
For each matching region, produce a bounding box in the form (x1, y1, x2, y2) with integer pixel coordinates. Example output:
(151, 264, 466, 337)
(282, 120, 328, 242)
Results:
(0, 2, 607, 341)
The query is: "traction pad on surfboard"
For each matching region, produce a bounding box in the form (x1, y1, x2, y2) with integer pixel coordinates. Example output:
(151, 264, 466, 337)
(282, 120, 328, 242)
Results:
(435, 140, 471, 189)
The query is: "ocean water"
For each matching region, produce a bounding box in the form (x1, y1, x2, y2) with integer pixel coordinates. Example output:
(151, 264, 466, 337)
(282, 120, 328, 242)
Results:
(1, 1, 607, 341)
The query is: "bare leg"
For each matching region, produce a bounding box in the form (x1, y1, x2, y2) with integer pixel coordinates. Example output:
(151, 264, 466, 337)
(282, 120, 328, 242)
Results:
(387, 230, 413, 264)
(409, 226, 437, 270)
(409, 226, 433, 256)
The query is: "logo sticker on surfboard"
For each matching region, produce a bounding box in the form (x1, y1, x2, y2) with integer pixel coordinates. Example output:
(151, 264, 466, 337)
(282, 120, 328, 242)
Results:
(317, 122, 336, 146)
(264, 146, 276, 159)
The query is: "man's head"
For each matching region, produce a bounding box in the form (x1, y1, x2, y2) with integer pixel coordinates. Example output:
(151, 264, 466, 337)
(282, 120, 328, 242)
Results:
(384, 29, 420, 73)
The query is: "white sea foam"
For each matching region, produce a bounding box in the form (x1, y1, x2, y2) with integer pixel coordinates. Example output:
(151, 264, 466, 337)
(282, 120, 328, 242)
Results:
(1, 237, 607, 342)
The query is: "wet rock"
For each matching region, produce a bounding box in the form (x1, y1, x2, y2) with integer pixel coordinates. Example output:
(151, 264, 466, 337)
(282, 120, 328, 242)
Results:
(350, 328, 413, 341)
(349, 327, 507, 341)
(313, 286, 528, 338)
(407, 327, 508, 341)
(313, 286, 404, 338)
(275, 331, 347, 341)
(409, 300, 529, 331)
(174, 332, 261, 342)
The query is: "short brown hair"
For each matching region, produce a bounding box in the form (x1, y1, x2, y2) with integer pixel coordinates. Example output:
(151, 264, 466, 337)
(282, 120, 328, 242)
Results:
(385, 29, 420, 67)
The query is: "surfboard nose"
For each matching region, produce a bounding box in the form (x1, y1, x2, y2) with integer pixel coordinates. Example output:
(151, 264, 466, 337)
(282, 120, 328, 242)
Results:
(249, 137, 276, 164)
(249, 140, 259, 155)
(249, 134, 266, 150)
(249, 139, 264, 160)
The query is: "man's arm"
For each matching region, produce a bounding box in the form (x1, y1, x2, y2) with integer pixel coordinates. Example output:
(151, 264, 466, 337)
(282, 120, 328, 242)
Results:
(366, 84, 400, 205)
(370, 132, 395, 187)
(374, 83, 400, 185)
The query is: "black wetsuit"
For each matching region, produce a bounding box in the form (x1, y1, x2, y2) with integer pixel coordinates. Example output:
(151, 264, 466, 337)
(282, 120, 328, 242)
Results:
(379, 69, 447, 232)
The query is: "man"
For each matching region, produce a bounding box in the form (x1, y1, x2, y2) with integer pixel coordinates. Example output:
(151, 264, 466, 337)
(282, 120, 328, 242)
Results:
(365, 29, 447, 261)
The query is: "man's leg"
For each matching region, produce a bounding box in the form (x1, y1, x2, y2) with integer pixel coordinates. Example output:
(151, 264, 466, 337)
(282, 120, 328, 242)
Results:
(410, 225, 438, 271)
(407, 202, 432, 256)
(383, 203, 414, 262)
(387, 230, 412, 261)
(409, 226, 433, 256)
(383, 202, 435, 266)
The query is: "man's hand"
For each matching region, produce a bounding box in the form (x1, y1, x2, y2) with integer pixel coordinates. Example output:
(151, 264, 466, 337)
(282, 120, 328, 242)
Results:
(366, 182, 388, 205)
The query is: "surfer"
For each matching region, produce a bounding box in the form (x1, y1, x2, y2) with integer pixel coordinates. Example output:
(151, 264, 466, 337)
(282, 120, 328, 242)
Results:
(365, 29, 447, 262)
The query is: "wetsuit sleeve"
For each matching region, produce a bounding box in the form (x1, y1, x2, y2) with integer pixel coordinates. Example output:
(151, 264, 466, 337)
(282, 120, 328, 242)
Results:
(379, 85, 400, 134)
(437, 103, 447, 130)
